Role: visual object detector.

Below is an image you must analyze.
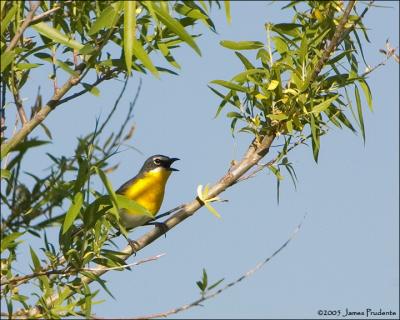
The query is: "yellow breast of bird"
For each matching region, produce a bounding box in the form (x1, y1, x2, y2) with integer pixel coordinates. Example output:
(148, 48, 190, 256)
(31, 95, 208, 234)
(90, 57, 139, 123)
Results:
(123, 168, 171, 215)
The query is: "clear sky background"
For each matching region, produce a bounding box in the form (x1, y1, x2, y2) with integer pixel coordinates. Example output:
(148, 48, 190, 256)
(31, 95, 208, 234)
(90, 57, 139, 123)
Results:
(1, 1, 399, 319)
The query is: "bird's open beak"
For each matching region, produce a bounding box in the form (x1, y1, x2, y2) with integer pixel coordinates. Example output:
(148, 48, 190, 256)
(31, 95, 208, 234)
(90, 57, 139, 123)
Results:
(167, 157, 180, 171)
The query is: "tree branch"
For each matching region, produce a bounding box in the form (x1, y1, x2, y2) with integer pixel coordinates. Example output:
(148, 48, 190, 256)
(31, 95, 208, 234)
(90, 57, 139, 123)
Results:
(308, 0, 356, 84)
(0, 64, 86, 159)
(5, 1, 40, 53)
(16, 134, 275, 318)
(92, 216, 306, 319)
(0, 253, 165, 289)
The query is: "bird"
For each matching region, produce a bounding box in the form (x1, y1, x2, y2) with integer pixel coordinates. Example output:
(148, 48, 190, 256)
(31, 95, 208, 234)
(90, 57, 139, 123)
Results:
(116, 154, 179, 230)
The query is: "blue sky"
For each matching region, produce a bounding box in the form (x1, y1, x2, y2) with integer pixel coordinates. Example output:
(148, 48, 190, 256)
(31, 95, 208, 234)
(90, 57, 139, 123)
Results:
(1, 1, 399, 318)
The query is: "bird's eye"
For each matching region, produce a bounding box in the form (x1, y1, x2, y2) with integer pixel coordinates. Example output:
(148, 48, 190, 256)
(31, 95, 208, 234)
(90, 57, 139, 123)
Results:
(153, 158, 161, 165)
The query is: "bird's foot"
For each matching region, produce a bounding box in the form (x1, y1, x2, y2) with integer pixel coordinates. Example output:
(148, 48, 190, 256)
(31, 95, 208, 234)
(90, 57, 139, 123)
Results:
(127, 238, 140, 254)
(145, 221, 169, 238)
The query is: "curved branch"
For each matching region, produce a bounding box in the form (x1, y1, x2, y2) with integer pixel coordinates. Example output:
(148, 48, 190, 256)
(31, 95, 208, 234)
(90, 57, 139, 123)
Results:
(125, 215, 306, 320)
(18, 134, 275, 318)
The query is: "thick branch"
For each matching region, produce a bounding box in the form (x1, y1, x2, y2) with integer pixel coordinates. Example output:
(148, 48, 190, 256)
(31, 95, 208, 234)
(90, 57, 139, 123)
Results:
(5, 1, 40, 53)
(19, 134, 275, 318)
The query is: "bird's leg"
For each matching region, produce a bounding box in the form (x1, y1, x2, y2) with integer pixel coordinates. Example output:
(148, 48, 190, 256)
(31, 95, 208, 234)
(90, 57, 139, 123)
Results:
(145, 221, 169, 238)
(127, 238, 140, 255)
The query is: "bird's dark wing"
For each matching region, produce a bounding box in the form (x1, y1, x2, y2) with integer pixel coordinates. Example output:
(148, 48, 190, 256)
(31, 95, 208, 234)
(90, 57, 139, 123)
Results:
(116, 174, 140, 195)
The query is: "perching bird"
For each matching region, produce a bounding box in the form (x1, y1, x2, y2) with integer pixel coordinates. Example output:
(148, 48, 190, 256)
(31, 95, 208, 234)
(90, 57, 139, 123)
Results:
(116, 154, 179, 230)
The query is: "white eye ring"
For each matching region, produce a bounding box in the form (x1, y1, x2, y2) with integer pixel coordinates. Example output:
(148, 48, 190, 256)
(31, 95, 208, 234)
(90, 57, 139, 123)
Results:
(153, 158, 161, 165)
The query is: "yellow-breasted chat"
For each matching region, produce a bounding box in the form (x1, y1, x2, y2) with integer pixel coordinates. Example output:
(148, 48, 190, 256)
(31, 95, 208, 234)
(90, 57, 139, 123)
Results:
(116, 154, 179, 230)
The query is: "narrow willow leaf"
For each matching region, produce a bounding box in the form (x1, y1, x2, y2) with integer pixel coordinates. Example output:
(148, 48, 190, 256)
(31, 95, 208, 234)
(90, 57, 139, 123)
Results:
(115, 194, 153, 218)
(152, 3, 201, 55)
(234, 51, 255, 70)
(272, 23, 302, 37)
(311, 95, 338, 114)
(124, 1, 136, 75)
(29, 246, 41, 271)
(358, 79, 373, 112)
(95, 167, 119, 214)
(82, 83, 100, 96)
(0, 51, 15, 72)
(62, 192, 84, 234)
(88, 6, 116, 35)
(268, 165, 284, 180)
(267, 80, 279, 90)
(220, 40, 264, 50)
(208, 278, 225, 291)
(354, 85, 365, 142)
(224, 0, 231, 24)
(0, 4, 17, 36)
(310, 114, 320, 162)
(210, 80, 248, 92)
(0, 169, 11, 180)
(1, 232, 23, 252)
(133, 38, 159, 77)
(32, 22, 84, 50)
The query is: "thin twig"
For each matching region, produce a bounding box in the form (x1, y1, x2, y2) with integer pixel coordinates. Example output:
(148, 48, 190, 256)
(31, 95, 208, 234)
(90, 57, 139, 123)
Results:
(30, 1, 73, 24)
(0, 253, 165, 289)
(5, 1, 40, 53)
(83, 253, 166, 272)
(92, 215, 306, 320)
(11, 73, 28, 126)
(57, 69, 117, 105)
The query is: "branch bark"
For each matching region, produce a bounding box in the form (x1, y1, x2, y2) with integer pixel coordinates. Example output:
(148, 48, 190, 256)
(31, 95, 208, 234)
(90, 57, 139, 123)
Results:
(17, 134, 275, 318)
(308, 0, 356, 84)
(0, 64, 86, 159)
(5, 1, 41, 53)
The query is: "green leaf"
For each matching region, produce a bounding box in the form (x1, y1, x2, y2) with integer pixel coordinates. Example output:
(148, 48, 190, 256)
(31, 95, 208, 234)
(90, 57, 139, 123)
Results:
(231, 69, 268, 83)
(358, 79, 373, 112)
(80, 271, 115, 299)
(272, 23, 302, 37)
(115, 194, 153, 218)
(88, 6, 117, 35)
(272, 36, 289, 54)
(0, 169, 11, 180)
(133, 39, 159, 77)
(1, 51, 15, 72)
(1, 232, 23, 253)
(268, 165, 284, 180)
(234, 51, 255, 70)
(29, 246, 41, 272)
(210, 80, 248, 92)
(354, 85, 365, 143)
(151, 3, 201, 55)
(11, 139, 50, 153)
(311, 95, 338, 114)
(124, 1, 136, 75)
(1, 4, 17, 36)
(267, 80, 279, 90)
(208, 278, 225, 291)
(32, 22, 84, 50)
(224, 0, 231, 24)
(310, 114, 320, 162)
(220, 40, 264, 50)
(62, 192, 84, 234)
(267, 113, 288, 121)
(82, 83, 100, 96)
